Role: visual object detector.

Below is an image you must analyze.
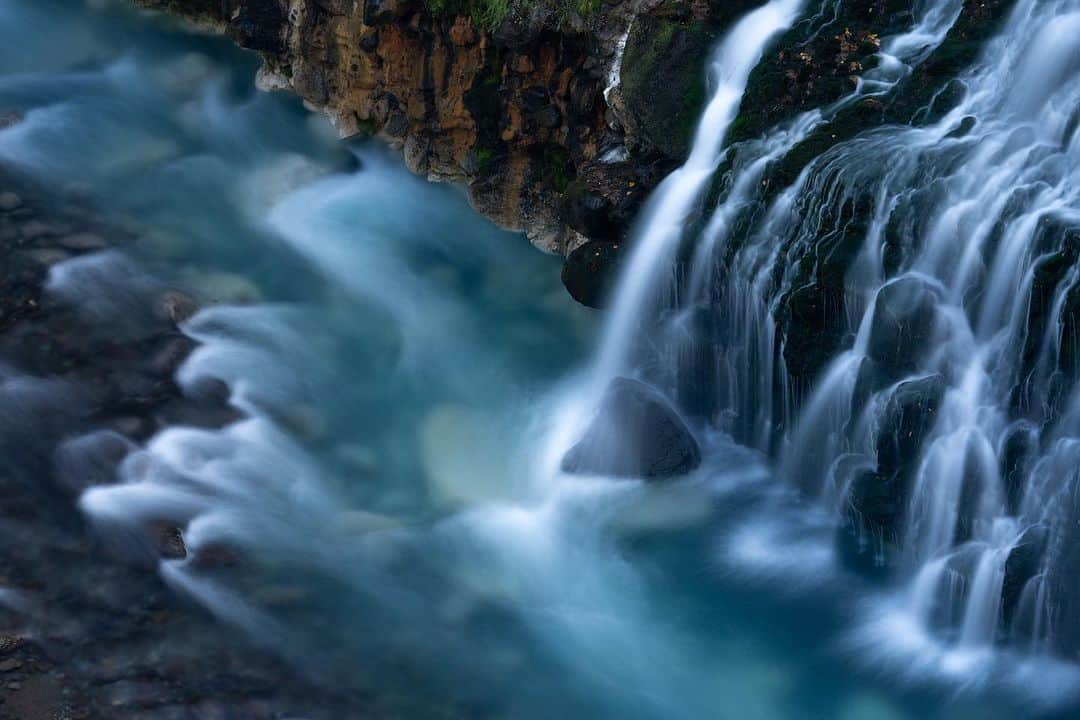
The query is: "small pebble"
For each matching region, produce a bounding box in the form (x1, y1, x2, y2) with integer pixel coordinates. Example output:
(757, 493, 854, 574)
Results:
(19, 220, 57, 240)
(156, 290, 198, 325)
(56, 232, 108, 251)
(0, 658, 23, 672)
(0, 192, 21, 211)
(22, 248, 72, 267)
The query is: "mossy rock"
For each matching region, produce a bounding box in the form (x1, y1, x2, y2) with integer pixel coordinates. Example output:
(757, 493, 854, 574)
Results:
(620, 13, 720, 160)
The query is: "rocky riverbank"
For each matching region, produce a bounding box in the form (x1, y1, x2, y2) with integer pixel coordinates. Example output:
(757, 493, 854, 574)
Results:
(0, 162, 404, 719)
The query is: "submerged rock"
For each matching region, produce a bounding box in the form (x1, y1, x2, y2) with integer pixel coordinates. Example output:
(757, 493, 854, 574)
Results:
(562, 377, 701, 479)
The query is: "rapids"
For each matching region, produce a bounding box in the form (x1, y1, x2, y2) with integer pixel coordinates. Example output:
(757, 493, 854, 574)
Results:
(0, 0, 1078, 718)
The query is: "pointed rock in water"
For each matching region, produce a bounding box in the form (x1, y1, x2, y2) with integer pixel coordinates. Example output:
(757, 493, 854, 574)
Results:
(866, 276, 939, 387)
(561, 240, 623, 308)
(562, 377, 701, 479)
(1001, 525, 1047, 629)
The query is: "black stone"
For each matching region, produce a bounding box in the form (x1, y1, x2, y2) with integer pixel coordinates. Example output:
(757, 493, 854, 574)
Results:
(561, 240, 623, 308)
(562, 377, 701, 479)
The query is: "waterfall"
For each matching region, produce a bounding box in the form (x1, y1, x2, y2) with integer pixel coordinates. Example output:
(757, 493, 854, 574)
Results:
(581, 0, 1080, 683)
(595, 0, 805, 384)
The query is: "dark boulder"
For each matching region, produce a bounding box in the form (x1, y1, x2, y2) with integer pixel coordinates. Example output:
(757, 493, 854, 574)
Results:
(875, 373, 946, 482)
(620, 11, 719, 160)
(837, 468, 905, 577)
(838, 374, 946, 575)
(226, 0, 287, 55)
(562, 377, 701, 479)
(781, 280, 848, 388)
(866, 276, 939, 387)
(561, 240, 623, 308)
(1000, 422, 1037, 515)
(1002, 525, 1047, 630)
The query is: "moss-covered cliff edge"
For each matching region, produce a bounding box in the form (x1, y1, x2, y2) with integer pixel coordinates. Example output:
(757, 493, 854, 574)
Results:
(139, 0, 1016, 309)
(137, 0, 738, 256)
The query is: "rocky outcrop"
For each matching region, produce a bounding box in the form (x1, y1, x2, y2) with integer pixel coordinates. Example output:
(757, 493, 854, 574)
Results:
(139, 0, 1020, 321)
(134, 0, 775, 302)
(562, 377, 701, 479)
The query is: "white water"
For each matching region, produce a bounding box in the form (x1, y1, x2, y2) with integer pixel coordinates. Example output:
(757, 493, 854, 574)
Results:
(578, 0, 1080, 701)
(3, 0, 1080, 717)
(595, 0, 804, 383)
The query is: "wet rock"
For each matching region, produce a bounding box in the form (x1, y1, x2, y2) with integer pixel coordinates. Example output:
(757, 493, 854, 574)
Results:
(226, 0, 286, 54)
(151, 524, 187, 560)
(866, 276, 939, 386)
(21, 248, 73, 268)
(620, 11, 719, 160)
(839, 374, 946, 576)
(1000, 422, 1037, 515)
(562, 377, 701, 479)
(146, 335, 197, 377)
(561, 240, 623, 308)
(781, 281, 848, 387)
(55, 232, 108, 252)
(102, 679, 174, 709)
(53, 430, 135, 496)
(19, 220, 61, 240)
(0, 110, 22, 129)
(875, 374, 946, 482)
(0, 191, 22, 211)
(838, 468, 905, 577)
(1002, 525, 1047, 628)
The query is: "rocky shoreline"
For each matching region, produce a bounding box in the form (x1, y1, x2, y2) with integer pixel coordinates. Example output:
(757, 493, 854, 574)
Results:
(0, 161, 397, 719)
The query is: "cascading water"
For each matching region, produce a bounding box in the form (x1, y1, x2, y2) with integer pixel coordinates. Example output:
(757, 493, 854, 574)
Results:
(582, 0, 1080, 700)
(595, 0, 804, 381)
(3, 0, 1080, 717)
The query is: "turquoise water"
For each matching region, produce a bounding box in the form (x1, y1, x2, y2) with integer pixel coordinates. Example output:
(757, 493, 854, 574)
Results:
(0, 1, 1074, 718)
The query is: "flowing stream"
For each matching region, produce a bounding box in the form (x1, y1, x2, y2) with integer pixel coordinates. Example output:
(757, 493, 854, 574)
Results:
(1, 0, 1080, 718)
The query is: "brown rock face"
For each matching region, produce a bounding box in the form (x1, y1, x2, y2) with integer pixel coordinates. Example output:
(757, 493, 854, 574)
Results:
(133, 0, 764, 259)
(137, 0, 658, 253)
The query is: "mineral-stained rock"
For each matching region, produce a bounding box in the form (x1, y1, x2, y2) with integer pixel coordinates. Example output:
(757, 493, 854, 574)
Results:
(135, 0, 759, 258)
(561, 239, 623, 309)
(562, 377, 701, 479)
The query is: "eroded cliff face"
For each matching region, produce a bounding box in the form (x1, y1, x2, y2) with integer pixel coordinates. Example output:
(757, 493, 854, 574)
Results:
(139, 0, 1016, 310)
(141, 0, 648, 254)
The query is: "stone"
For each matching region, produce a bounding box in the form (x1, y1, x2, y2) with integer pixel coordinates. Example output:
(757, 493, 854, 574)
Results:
(866, 276, 939, 386)
(146, 335, 197, 377)
(0, 192, 22, 211)
(151, 524, 187, 560)
(561, 240, 623, 308)
(53, 430, 135, 495)
(56, 232, 108, 252)
(22, 248, 72, 268)
(155, 290, 198, 325)
(1002, 525, 1047, 628)
(562, 377, 701, 479)
(0, 658, 22, 672)
(19, 220, 59, 240)
(0, 110, 22, 129)
(875, 374, 946, 481)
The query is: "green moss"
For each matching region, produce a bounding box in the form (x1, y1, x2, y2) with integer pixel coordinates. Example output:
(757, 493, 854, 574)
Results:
(355, 118, 377, 136)
(422, 0, 598, 32)
(621, 14, 719, 160)
(532, 144, 576, 193)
